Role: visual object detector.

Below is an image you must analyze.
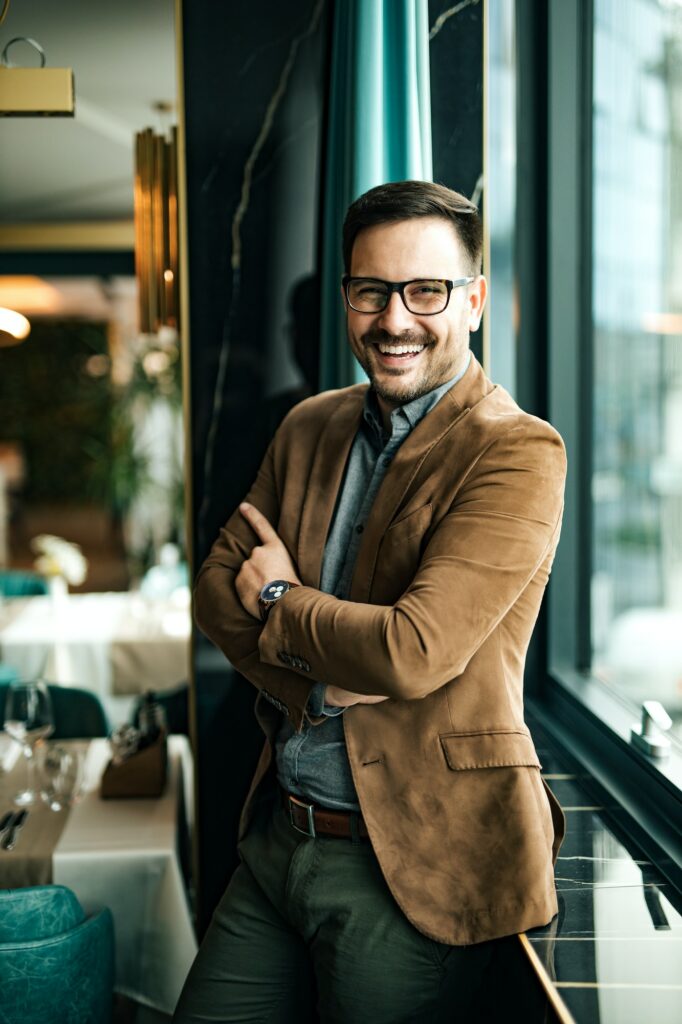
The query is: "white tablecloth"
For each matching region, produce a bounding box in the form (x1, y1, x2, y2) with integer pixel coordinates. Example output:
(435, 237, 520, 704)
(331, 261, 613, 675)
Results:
(53, 735, 197, 1015)
(0, 592, 190, 725)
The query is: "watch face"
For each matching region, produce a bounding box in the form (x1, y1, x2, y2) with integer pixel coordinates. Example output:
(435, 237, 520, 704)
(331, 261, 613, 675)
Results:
(260, 580, 290, 603)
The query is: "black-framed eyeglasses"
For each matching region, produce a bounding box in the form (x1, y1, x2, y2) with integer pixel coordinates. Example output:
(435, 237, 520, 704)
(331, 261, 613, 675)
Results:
(342, 275, 475, 315)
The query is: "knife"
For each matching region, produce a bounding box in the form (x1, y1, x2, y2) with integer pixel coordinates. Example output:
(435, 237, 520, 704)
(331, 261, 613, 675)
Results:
(0, 811, 15, 834)
(1, 809, 28, 851)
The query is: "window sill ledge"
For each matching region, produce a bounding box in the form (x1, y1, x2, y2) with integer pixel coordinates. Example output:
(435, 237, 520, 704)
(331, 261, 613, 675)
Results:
(530, 667, 682, 892)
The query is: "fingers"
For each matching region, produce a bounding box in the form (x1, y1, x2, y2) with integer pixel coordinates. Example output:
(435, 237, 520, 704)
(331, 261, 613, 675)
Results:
(239, 502, 279, 546)
(325, 686, 389, 707)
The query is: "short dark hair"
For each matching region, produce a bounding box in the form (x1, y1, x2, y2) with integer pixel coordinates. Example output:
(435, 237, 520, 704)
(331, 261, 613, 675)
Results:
(342, 180, 482, 276)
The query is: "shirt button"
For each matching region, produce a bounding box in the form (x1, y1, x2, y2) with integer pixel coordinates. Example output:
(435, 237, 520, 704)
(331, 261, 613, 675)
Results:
(355, 524, 364, 534)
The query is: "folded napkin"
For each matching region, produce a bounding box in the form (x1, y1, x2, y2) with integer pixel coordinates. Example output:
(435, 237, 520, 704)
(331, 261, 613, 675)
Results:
(0, 733, 21, 773)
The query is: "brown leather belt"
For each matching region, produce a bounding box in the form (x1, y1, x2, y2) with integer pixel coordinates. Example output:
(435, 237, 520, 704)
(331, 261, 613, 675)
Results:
(281, 788, 370, 840)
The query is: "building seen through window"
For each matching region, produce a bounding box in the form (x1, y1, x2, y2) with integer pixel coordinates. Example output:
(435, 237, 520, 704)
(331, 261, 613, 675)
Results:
(591, 0, 682, 744)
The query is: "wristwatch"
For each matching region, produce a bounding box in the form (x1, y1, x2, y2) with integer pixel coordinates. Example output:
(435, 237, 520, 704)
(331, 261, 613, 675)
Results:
(258, 579, 299, 622)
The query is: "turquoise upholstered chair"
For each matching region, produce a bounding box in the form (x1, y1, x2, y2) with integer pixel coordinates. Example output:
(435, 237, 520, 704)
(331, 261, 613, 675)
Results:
(0, 570, 48, 597)
(0, 683, 110, 740)
(0, 664, 19, 685)
(0, 885, 115, 1023)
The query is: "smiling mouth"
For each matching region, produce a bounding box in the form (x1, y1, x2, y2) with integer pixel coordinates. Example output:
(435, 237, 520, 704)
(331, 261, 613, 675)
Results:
(375, 342, 425, 355)
(371, 342, 427, 364)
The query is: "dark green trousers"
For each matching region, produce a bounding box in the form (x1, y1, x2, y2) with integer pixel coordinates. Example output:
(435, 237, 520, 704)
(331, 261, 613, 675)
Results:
(173, 791, 497, 1023)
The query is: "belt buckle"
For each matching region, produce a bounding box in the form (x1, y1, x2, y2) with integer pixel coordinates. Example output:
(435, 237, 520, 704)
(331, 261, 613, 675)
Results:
(288, 794, 316, 838)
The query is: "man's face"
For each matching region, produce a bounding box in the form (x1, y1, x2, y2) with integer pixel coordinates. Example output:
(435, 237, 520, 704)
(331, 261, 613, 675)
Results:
(344, 217, 487, 408)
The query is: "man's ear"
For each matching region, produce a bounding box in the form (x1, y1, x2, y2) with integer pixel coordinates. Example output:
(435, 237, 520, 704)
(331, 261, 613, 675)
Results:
(468, 276, 488, 332)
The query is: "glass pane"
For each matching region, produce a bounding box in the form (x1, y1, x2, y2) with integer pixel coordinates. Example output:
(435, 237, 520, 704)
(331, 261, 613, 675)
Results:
(591, 0, 682, 746)
(487, 0, 517, 397)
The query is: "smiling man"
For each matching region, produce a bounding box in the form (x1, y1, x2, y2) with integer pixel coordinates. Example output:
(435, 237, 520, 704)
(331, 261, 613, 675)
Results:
(174, 181, 568, 1024)
(343, 214, 482, 418)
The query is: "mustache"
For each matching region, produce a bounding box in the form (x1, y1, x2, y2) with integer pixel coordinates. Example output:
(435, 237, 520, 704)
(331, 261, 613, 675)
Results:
(361, 328, 436, 347)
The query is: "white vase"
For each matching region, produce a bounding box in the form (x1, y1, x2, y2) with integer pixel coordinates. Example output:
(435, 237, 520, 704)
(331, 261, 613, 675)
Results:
(48, 575, 68, 600)
(47, 575, 71, 683)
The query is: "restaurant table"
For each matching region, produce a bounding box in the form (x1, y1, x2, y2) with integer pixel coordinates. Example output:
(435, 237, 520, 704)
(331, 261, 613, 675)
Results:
(0, 734, 197, 1016)
(0, 591, 191, 725)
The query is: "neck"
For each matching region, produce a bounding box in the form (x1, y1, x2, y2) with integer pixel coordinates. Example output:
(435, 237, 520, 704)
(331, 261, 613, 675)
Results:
(376, 395, 397, 435)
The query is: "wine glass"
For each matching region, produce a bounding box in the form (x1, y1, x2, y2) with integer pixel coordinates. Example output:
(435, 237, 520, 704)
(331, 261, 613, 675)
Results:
(3, 680, 55, 806)
(39, 745, 84, 811)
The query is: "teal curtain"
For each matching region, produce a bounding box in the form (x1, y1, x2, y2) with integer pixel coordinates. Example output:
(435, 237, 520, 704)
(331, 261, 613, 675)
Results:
(319, 0, 433, 390)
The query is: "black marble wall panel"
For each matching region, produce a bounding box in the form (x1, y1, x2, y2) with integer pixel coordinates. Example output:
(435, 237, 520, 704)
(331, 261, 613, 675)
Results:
(182, 0, 330, 930)
(428, 0, 484, 364)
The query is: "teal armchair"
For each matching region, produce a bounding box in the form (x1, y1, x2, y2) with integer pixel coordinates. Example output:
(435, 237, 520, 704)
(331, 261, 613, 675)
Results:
(0, 570, 48, 597)
(0, 885, 115, 1023)
(0, 683, 110, 740)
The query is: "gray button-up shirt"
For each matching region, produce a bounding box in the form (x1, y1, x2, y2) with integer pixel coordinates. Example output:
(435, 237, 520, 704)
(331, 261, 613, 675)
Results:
(274, 352, 471, 810)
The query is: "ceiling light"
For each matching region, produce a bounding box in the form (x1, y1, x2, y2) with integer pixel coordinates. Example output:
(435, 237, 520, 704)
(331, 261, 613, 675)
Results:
(0, 4, 74, 118)
(0, 306, 30, 346)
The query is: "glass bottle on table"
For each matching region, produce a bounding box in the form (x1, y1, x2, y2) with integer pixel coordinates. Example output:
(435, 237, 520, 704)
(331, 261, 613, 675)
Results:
(3, 680, 55, 806)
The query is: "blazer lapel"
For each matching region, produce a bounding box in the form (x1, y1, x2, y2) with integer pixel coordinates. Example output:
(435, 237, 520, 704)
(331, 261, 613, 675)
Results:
(349, 352, 495, 602)
(297, 386, 366, 588)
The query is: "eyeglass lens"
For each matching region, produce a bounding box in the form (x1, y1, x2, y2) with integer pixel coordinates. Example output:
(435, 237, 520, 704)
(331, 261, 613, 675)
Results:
(348, 279, 449, 314)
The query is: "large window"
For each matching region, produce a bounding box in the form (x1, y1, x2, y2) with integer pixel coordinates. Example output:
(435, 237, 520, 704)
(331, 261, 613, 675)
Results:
(590, 0, 682, 746)
(545, 0, 682, 847)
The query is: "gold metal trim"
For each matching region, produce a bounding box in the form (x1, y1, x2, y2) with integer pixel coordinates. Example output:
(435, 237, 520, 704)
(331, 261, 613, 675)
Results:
(0, 221, 135, 251)
(481, 0, 491, 376)
(174, 0, 199, 927)
(518, 933, 579, 1024)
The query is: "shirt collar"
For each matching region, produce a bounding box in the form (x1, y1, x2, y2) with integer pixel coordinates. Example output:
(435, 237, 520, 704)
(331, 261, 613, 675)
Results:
(363, 350, 472, 441)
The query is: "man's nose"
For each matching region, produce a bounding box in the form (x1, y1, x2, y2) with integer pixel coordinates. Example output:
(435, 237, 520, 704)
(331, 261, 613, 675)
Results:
(374, 290, 415, 334)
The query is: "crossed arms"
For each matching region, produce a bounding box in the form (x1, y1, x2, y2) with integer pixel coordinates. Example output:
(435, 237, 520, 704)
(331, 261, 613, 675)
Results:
(194, 419, 566, 731)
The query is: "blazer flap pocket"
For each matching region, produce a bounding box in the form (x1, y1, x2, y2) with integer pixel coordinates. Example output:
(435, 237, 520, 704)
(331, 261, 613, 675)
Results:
(440, 730, 542, 770)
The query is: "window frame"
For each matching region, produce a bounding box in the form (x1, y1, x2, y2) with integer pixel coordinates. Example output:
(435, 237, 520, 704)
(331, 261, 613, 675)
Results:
(521, 0, 682, 889)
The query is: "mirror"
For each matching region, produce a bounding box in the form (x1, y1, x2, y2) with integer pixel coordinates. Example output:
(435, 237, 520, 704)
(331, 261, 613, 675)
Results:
(0, 0, 187, 730)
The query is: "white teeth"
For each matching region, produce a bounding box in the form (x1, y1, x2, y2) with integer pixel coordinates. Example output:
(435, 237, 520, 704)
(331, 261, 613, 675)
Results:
(377, 344, 425, 355)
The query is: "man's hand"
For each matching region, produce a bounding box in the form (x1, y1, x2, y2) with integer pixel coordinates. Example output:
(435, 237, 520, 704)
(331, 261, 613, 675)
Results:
(236, 502, 302, 619)
(324, 685, 390, 708)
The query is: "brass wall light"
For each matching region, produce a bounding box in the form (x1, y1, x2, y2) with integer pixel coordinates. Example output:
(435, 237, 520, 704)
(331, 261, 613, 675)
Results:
(134, 126, 179, 335)
(0, 2, 74, 117)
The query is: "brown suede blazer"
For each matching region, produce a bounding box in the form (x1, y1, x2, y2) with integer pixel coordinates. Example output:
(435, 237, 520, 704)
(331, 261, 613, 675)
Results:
(194, 350, 568, 946)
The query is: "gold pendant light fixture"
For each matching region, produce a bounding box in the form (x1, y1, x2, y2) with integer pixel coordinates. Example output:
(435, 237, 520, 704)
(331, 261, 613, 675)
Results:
(134, 123, 179, 336)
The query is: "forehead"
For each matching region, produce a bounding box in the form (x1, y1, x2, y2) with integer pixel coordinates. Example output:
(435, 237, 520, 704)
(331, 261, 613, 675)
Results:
(350, 216, 466, 278)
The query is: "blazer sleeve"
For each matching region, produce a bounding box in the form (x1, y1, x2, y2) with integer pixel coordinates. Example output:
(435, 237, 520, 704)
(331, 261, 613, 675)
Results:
(193, 436, 316, 731)
(257, 420, 567, 701)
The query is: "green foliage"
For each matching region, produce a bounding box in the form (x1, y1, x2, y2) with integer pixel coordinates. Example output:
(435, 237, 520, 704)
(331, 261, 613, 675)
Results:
(0, 319, 184, 568)
(0, 321, 112, 501)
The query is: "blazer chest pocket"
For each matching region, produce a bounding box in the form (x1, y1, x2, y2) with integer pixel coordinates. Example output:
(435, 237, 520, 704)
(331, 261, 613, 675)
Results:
(386, 502, 433, 541)
(371, 503, 433, 602)
(439, 730, 542, 771)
